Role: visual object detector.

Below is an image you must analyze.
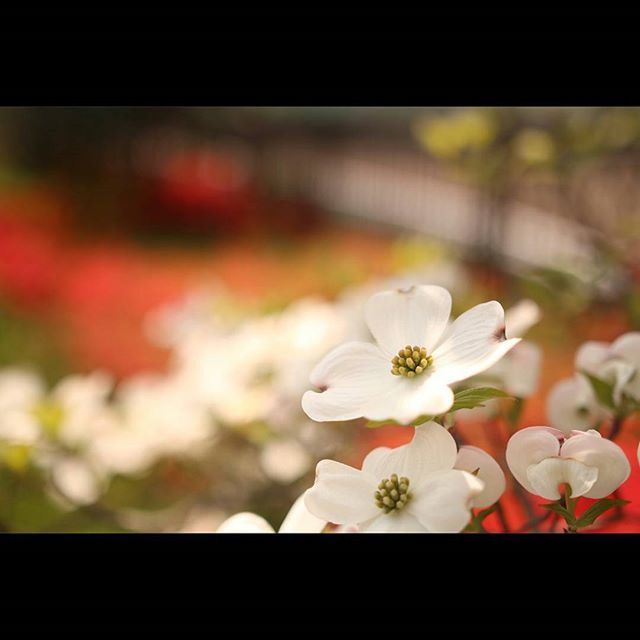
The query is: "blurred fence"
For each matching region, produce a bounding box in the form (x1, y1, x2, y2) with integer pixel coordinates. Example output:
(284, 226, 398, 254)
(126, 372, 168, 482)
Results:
(263, 138, 596, 274)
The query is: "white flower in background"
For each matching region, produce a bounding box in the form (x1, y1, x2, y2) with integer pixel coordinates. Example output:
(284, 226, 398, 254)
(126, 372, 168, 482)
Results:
(503, 299, 542, 339)
(217, 491, 326, 533)
(576, 332, 640, 406)
(36, 453, 103, 506)
(465, 299, 542, 399)
(454, 445, 506, 508)
(304, 422, 485, 532)
(259, 439, 313, 484)
(0, 368, 113, 446)
(506, 426, 630, 500)
(0, 368, 46, 443)
(171, 316, 282, 425)
(302, 285, 519, 425)
(546, 375, 609, 434)
(87, 374, 215, 476)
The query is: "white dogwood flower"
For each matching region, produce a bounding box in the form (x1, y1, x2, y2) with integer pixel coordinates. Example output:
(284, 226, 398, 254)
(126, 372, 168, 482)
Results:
(302, 285, 519, 425)
(546, 374, 609, 434)
(216, 491, 326, 533)
(506, 426, 630, 500)
(304, 422, 484, 532)
(576, 332, 640, 405)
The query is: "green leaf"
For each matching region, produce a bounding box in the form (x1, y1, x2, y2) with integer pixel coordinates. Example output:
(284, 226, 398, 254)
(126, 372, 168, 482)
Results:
(575, 498, 630, 529)
(541, 501, 576, 526)
(449, 387, 512, 412)
(582, 372, 616, 410)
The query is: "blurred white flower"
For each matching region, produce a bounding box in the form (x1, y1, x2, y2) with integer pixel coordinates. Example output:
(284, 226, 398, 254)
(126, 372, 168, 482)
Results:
(302, 285, 519, 425)
(87, 374, 216, 476)
(0, 369, 113, 446)
(506, 426, 630, 500)
(576, 332, 640, 406)
(504, 299, 542, 339)
(546, 375, 609, 434)
(454, 445, 506, 508)
(259, 439, 312, 484)
(50, 456, 103, 506)
(217, 491, 326, 533)
(304, 422, 484, 532)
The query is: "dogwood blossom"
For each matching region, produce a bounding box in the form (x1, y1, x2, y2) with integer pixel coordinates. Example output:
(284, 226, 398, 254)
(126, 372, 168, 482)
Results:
(576, 332, 640, 406)
(304, 422, 486, 532)
(216, 491, 326, 533)
(546, 374, 609, 434)
(506, 426, 630, 500)
(302, 285, 519, 425)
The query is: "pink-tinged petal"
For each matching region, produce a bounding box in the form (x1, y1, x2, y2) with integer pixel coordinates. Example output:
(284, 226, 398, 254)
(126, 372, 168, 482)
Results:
(409, 469, 483, 532)
(278, 491, 327, 533)
(546, 375, 608, 434)
(304, 460, 379, 525)
(455, 445, 506, 508)
(364, 422, 458, 486)
(360, 377, 454, 425)
(506, 426, 563, 495)
(560, 431, 631, 499)
(431, 301, 520, 385)
(364, 285, 452, 356)
(358, 511, 427, 532)
(504, 299, 541, 339)
(526, 458, 599, 500)
(216, 512, 276, 533)
(301, 342, 391, 422)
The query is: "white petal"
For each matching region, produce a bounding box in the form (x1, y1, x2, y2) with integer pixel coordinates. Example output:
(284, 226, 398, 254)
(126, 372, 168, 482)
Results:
(505, 426, 563, 495)
(611, 332, 640, 400)
(364, 285, 452, 356)
(546, 375, 607, 434)
(361, 446, 391, 476)
(304, 460, 379, 525)
(611, 331, 640, 366)
(455, 445, 506, 508)
(431, 301, 520, 385)
(359, 511, 427, 533)
(409, 469, 483, 532)
(560, 431, 631, 499)
(575, 341, 610, 375)
(279, 491, 327, 533)
(301, 342, 391, 422)
(360, 377, 454, 425)
(363, 422, 458, 486)
(504, 299, 542, 338)
(526, 457, 599, 500)
(216, 512, 276, 533)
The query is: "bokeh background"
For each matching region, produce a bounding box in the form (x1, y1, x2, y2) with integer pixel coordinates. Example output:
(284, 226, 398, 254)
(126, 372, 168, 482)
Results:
(1, 106, 640, 532)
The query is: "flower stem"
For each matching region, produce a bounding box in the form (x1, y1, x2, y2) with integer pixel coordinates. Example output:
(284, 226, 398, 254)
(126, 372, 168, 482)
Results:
(609, 414, 626, 441)
(563, 489, 578, 533)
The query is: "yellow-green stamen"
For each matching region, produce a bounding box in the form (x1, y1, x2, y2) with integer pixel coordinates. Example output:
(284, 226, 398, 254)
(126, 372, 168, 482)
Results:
(375, 474, 412, 513)
(390, 345, 433, 378)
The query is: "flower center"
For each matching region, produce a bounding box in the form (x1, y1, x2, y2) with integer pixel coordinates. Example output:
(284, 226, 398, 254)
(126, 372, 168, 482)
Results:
(375, 473, 412, 513)
(390, 345, 433, 378)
